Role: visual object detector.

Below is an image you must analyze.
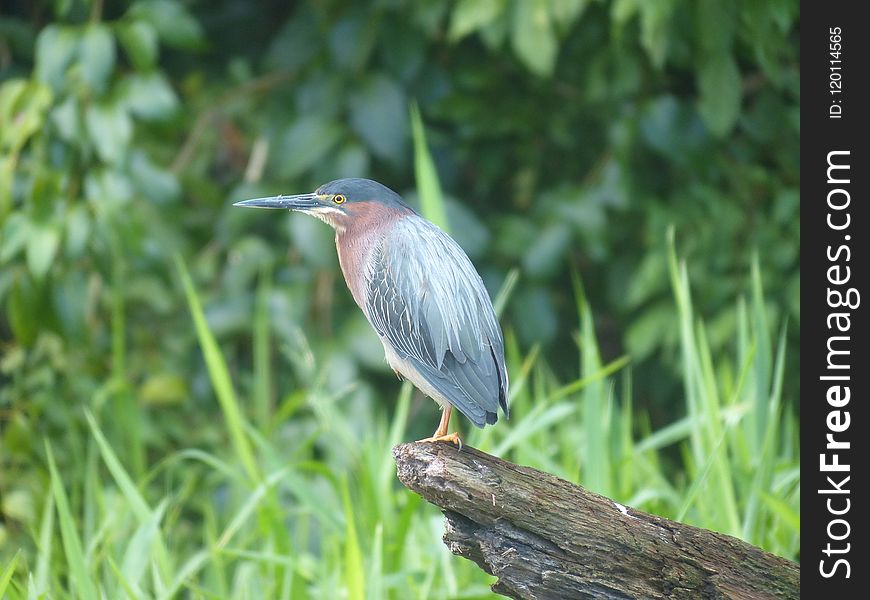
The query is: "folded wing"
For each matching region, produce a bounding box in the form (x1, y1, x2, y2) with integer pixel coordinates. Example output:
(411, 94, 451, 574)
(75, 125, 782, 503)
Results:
(364, 216, 509, 427)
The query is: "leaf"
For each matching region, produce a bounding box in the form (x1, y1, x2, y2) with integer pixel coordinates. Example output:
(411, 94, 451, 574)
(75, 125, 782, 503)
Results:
(511, 0, 558, 77)
(625, 303, 675, 361)
(272, 114, 343, 179)
(697, 55, 742, 136)
(0, 79, 25, 129)
(624, 251, 667, 308)
(612, 0, 639, 24)
(117, 19, 159, 70)
(34, 24, 79, 91)
(79, 24, 116, 93)
(550, 0, 589, 28)
(129, 0, 205, 49)
(289, 215, 337, 269)
(54, 0, 73, 17)
(1, 489, 34, 524)
(64, 204, 91, 258)
(265, 8, 319, 72)
(449, 0, 505, 41)
(331, 143, 370, 180)
(696, 0, 735, 55)
(522, 222, 571, 278)
(0, 79, 53, 152)
(348, 74, 408, 163)
(512, 286, 557, 344)
(479, 12, 509, 49)
(85, 101, 133, 164)
(26, 222, 61, 280)
(129, 150, 181, 202)
(84, 167, 134, 208)
(0, 212, 28, 263)
(51, 95, 81, 142)
(638, 1, 673, 69)
(52, 270, 89, 339)
(7, 276, 39, 345)
(29, 168, 61, 221)
(119, 72, 179, 121)
(328, 13, 378, 71)
(139, 373, 188, 406)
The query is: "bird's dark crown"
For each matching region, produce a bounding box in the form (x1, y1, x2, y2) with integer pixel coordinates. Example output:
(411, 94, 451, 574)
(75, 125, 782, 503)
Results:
(316, 178, 411, 209)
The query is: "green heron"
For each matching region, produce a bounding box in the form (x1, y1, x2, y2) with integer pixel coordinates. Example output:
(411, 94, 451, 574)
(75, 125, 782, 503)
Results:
(235, 178, 509, 445)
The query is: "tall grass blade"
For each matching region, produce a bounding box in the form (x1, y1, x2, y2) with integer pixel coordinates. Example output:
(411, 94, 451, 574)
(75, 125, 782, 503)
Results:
(215, 468, 289, 549)
(107, 555, 142, 600)
(84, 408, 172, 585)
(493, 402, 576, 455)
(666, 229, 700, 442)
(380, 381, 412, 492)
(758, 491, 800, 534)
(695, 321, 741, 536)
(675, 428, 728, 523)
(176, 254, 261, 483)
(121, 499, 168, 588)
(45, 440, 99, 600)
(109, 230, 145, 478)
(750, 255, 772, 446)
(572, 269, 611, 495)
(366, 523, 384, 600)
(157, 551, 210, 600)
(505, 344, 540, 404)
(341, 479, 365, 600)
(34, 491, 54, 594)
(549, 355, 630, 403)
(492, 268, 520, 318)
(0, 550, 20, 597)
(743, 323, 789, 540)
(254, 267, 273, 430)
(410, 102, 449, 232)
(84, 410, 151, 520)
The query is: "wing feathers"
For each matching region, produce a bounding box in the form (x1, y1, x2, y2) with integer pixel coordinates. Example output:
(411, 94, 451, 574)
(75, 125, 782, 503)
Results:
(364, 215, 508, 426)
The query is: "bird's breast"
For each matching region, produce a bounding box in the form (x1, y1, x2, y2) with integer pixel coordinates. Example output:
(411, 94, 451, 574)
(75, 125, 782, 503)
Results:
(335, 204, 405, 311)
(336, 232, 373, 311)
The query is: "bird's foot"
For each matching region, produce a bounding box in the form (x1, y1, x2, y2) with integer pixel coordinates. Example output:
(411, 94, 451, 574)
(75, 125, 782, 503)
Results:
(416, 432, 463, 450)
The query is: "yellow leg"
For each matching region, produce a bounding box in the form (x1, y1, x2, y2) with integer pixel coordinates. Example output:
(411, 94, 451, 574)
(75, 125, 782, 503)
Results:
(417, 405, 462, 448)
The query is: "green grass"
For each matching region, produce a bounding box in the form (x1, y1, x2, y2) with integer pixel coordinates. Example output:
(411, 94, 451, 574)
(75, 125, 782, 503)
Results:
(0, 246, 799, 598)
(0, 115, 798, 598)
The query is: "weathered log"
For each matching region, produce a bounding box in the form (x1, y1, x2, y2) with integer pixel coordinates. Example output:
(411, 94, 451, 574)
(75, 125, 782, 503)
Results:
(393, 442, 799, 600)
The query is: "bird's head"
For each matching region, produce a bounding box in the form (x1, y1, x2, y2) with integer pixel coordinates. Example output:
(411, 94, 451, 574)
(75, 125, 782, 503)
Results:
(234, 178, 412, 231)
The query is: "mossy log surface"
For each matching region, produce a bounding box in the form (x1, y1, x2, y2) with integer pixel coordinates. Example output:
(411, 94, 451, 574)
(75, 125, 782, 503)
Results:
(393, 442, 799, 599)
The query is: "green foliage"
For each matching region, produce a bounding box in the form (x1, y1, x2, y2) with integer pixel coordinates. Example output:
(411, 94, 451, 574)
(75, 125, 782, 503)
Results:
(1, 0, 799, 596)
(1, 239, 798, 598)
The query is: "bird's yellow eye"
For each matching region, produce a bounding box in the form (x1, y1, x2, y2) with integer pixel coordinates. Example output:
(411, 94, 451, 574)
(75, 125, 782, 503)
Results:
(333, 194, 346, 205)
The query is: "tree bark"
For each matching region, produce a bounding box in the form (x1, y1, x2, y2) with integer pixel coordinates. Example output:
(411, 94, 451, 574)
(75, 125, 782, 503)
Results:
(393, 442, 799, 600)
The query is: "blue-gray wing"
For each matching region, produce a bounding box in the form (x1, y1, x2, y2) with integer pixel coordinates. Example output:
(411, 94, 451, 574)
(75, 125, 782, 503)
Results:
(364, 215, 509, 427)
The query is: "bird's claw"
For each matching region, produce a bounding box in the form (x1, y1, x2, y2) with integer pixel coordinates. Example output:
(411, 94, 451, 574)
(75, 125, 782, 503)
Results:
(417, 432, 463, 450)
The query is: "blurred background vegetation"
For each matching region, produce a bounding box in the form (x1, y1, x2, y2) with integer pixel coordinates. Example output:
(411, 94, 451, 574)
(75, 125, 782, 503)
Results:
(1, 0, 798, 597)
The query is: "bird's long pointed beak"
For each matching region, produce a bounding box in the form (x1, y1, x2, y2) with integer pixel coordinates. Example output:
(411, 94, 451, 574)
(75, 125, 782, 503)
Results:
(233, 193, 319, 211)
